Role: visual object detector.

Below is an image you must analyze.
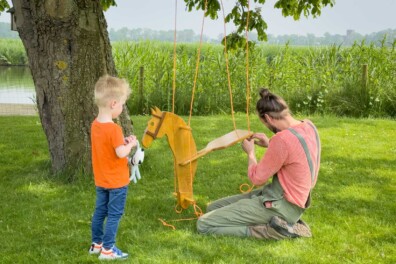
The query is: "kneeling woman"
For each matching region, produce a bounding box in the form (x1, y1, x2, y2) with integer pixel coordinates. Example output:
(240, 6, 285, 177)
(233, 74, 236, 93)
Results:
(197, 88, 321, 239)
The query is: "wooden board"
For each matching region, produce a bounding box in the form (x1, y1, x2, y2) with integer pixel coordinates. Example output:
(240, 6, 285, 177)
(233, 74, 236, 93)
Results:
(179, 129, 253, 166)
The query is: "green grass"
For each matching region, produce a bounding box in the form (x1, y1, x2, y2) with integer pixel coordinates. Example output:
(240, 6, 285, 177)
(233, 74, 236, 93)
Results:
(0, 115, 395, 263)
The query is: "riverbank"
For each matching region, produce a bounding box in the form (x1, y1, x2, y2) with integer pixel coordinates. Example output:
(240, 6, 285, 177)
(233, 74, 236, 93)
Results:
(0, 103, 37, 116)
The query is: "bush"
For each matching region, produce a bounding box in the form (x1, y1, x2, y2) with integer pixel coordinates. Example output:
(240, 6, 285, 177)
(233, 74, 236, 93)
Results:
(0, 39, 27, 65)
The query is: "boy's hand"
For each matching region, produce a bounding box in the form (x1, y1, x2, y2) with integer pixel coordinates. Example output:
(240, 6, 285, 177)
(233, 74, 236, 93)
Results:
(125, 135, 137, 148)
(116, 135, 137, 158)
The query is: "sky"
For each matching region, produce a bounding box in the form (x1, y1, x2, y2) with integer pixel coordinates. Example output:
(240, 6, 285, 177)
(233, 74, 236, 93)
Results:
(1, 0, 395, 38)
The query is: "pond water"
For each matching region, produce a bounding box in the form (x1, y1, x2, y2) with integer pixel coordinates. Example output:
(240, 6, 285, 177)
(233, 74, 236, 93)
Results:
(0, 66, 35, 104)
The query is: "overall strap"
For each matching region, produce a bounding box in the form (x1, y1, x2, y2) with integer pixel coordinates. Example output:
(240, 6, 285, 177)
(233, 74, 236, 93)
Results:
(288, 127, 315, 184)
(288, 122, 320, 208)
(288, 122, 320, 185)
(307, 122, 321, 178)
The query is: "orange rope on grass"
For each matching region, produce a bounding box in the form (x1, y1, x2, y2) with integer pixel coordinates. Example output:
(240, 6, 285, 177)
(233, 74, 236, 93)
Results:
(158, 202, 203, 230)
(158, 218, 176, 230)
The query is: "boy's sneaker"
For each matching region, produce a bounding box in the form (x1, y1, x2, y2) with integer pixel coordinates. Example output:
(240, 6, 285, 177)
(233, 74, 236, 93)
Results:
(98, 246, 128, 260)
(89, 242, 103, 254)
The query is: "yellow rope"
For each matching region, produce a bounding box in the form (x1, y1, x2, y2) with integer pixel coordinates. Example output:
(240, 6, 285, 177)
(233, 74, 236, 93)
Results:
(172, 0, 178, 196)
(188, 0, 208, 127)
(185, 0, 208, 215)
(171, 0, 255, 208)
(158, 202, 203, 230)
(239, 0, 254, 193)
(220, 0, 236, 131)
(172, 0, 177, 113)
(245, 0, 251, 132)
(239, 183, 255, 193)
(158, 218, 176, 230)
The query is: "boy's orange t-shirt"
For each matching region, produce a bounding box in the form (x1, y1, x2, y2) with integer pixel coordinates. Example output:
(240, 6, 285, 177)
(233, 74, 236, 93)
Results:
(91, 120, 130, 188)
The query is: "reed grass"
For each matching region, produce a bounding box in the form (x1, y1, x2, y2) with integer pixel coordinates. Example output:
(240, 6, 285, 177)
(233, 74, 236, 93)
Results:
(113, 41, 396, 117)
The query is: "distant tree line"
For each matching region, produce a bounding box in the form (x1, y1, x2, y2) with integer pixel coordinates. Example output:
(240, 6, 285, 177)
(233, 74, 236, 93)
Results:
(265, 29, 396, 47)
(109, 27, 395, 47)
(1, 22, 395, 47)
(109, 27, 216, 43)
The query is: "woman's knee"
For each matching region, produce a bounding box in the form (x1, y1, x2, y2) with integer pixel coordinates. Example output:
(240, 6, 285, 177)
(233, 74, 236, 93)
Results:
(206, 202, 217, 212)
(196, 216, 212, 234)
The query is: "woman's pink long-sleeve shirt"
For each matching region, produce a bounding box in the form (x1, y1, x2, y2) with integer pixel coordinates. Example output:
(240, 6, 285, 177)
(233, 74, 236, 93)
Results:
(248, 120, 320, 208)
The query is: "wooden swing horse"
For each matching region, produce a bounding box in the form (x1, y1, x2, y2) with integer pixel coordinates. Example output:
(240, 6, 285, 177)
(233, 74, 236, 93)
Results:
(142, 107, 253, 210)
(141, 0, 255, 212)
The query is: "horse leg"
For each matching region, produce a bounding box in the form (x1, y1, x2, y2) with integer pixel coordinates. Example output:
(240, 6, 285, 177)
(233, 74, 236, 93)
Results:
(175, 161, 197, 209)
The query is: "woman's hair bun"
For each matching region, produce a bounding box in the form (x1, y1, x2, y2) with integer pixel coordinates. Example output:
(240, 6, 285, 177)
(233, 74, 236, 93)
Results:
(259, 88, 271, 99)
(256, 87, 289, 118)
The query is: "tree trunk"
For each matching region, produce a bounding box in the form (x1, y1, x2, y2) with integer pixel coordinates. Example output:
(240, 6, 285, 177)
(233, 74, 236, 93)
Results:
(12, 0, 132, 175)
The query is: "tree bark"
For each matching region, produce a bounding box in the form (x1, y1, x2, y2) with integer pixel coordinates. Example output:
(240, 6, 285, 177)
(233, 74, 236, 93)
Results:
(12, 0, 132, 174)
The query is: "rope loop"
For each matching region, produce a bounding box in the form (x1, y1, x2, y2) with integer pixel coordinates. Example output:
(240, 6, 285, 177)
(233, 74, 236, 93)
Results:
(239, 183, 255, 193)
(193, 203, 203, 218)
(174, 202, 183, 214)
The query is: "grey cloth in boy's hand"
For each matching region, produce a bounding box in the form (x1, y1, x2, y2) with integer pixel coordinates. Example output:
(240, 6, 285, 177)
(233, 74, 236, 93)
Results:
(129, 141, 145, 183)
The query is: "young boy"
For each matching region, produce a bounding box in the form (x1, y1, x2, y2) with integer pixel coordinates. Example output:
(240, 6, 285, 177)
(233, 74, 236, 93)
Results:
(89, 75, 137, 260)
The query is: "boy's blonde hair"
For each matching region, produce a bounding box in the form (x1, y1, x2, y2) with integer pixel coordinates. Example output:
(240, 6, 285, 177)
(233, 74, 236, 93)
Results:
(94, 75, 131, 107)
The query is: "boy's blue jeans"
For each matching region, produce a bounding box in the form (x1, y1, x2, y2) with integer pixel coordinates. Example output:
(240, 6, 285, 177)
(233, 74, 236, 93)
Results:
(91, 186, 128, 249)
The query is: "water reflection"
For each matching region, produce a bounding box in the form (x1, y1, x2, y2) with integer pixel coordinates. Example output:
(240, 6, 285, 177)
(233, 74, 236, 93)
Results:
(0, 66, 35, 104)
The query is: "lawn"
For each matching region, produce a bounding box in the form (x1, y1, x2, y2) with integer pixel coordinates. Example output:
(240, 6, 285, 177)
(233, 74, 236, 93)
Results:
(0, 114, 395, 263)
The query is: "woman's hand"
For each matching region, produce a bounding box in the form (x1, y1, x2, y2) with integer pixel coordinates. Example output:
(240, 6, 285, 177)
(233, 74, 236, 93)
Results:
(251, 133, 269, 148)
(241, 138, 255, 154)
(242, 138, 257, 166)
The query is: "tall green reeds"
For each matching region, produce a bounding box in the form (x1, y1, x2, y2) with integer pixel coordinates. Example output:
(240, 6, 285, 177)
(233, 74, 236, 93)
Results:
(113, 40, 396, 117)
